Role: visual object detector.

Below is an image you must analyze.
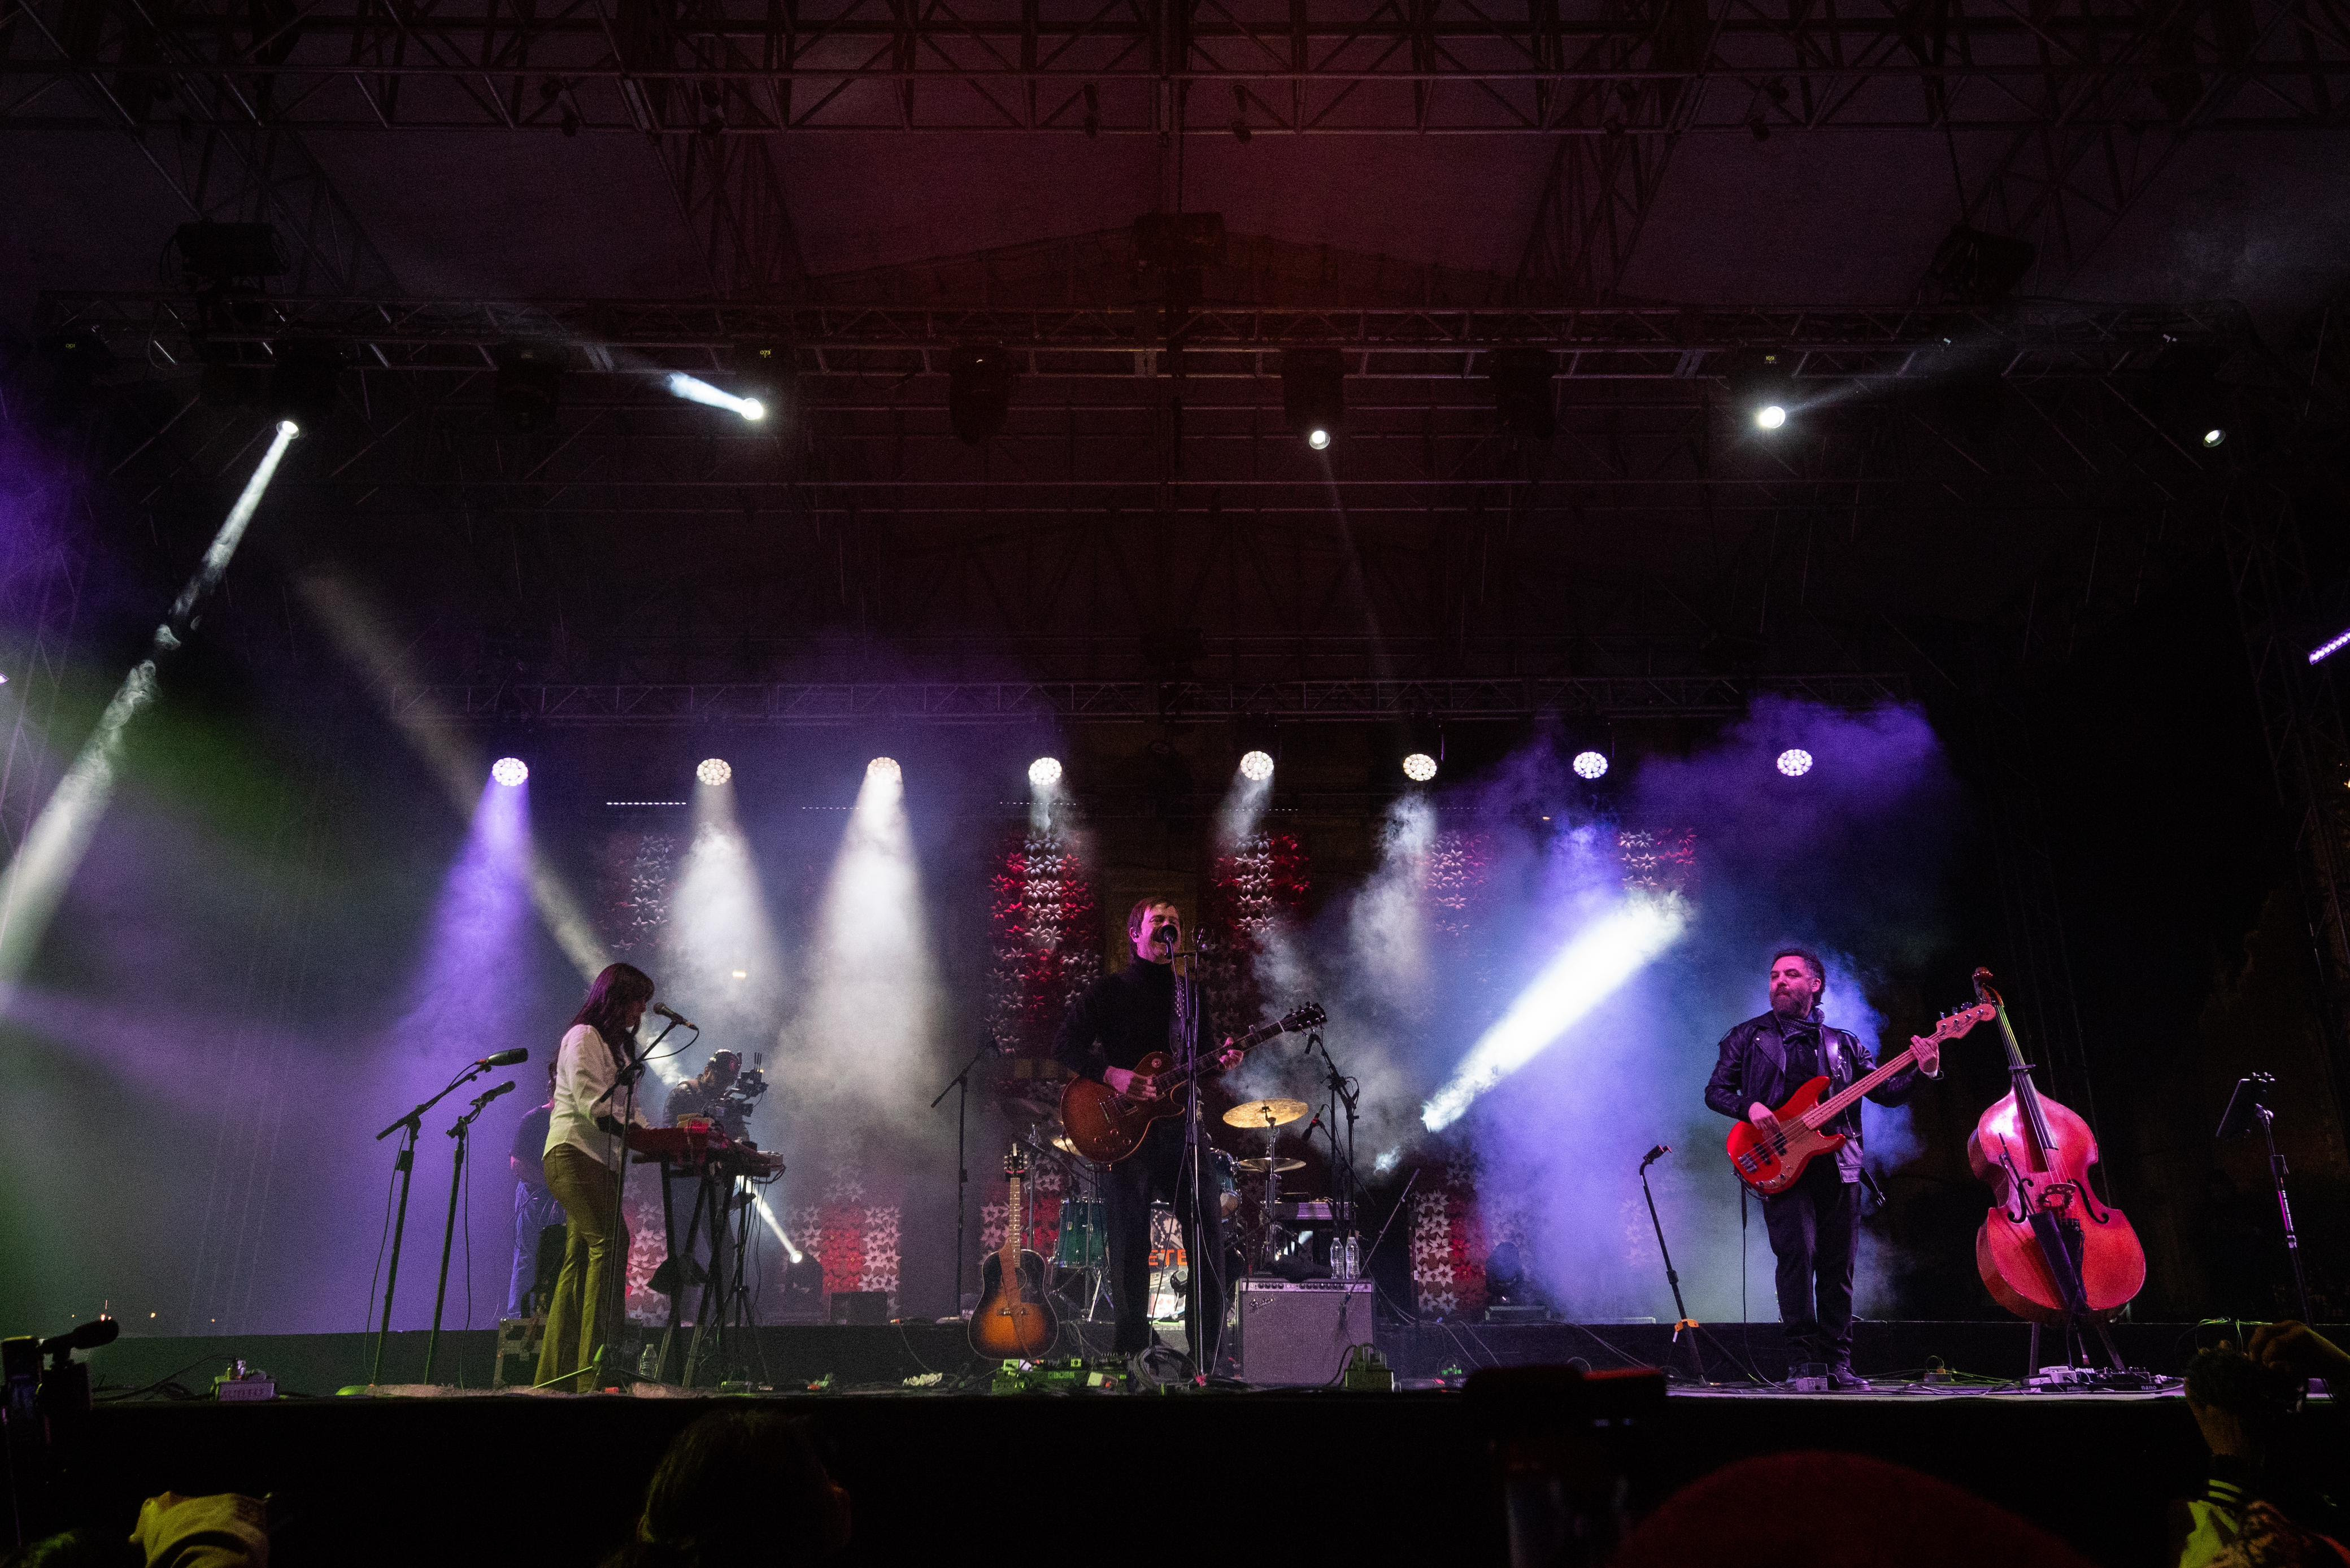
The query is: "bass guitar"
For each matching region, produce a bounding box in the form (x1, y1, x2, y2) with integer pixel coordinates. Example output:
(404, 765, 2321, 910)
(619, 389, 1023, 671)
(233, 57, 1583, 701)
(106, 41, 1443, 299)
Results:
(1966, 968, 2146, 1323)
(969, 1145, 1057, 1359)
(1726, 1001, 1997, 1195)
(1059, 1003, 1326, 1166)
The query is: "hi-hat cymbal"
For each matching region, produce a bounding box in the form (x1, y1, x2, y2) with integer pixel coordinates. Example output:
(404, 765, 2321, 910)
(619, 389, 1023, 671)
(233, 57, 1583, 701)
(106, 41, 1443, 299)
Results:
(1234, 1156, 1306, 1174)
(1223, 1098, 1308, 1129)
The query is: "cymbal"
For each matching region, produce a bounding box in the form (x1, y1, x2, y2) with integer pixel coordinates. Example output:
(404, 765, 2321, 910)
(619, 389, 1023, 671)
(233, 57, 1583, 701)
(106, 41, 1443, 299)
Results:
(1223, 1098, 1308, 1129)
(1235, 1157, 1306, 1174)
(1051, 1134, 1079, 1156)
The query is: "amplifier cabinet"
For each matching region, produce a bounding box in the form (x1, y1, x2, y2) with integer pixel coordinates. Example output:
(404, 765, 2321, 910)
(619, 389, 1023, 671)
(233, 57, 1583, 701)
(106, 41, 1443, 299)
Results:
(1234, 1279, 1376, 1387)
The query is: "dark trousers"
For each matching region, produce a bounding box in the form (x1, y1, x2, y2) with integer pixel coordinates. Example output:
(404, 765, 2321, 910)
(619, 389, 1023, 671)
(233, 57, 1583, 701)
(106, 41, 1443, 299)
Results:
(1101, 1121, 1225, 1365)
(1762, 1156, 1860, 1366)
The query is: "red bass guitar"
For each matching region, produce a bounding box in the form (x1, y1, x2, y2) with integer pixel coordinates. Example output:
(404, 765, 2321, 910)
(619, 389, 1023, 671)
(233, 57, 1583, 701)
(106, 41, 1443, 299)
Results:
(1725, 1002, 1997, 1195)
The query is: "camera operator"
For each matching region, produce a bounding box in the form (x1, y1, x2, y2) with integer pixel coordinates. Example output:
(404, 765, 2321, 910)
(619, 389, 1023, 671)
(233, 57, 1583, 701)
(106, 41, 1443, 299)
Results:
(664, 1051, 764, 1142)
(2173, 1330, 2349, 1568)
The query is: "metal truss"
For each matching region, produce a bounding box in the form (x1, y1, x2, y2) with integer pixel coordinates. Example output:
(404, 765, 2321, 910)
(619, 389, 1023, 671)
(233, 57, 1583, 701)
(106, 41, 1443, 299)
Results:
(3, 0, 2344, 134)
(388, 670, 1912, 725)
(42, 289, 2244, 381)
(2221, 470, 2350, 1132)
(1947, 0, 2332, 294)
(5, 0, 399, 296)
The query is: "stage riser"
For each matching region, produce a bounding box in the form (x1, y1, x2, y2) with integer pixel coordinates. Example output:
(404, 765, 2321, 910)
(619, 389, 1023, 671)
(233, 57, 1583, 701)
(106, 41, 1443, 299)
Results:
(86, 1319, 2319, 1398)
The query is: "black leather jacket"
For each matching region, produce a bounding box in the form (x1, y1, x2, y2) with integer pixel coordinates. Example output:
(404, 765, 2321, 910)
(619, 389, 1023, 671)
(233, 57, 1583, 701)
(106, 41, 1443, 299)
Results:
(1703, 1008, 1922, 1182)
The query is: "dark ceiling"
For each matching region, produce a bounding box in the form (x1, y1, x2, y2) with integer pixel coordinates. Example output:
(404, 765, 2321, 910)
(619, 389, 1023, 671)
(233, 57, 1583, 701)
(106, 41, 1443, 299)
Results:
(3, 0, 2348, 692)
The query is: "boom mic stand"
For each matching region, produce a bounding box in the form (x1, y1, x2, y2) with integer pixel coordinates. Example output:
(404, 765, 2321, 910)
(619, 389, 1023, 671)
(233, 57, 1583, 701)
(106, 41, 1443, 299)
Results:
(1637, 1145, 1737, 1384)
(929, 1035, 998, 1318)
(2217, 1072, 2317, 1330)
(369, 1056, 505, 1386)
(423, 1079, 514, 1384)
(1305, 1030, 1363, 1271)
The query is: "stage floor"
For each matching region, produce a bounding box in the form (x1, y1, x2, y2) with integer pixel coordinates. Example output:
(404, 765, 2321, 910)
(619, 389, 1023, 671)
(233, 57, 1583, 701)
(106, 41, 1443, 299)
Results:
(45, 1320, 2342, 1567)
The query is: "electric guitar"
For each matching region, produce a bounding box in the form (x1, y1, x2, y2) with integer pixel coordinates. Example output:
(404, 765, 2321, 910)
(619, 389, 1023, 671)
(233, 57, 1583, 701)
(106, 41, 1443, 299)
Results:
(1724, 1002, 1996, 1195)
(1059, 1004, 1327, 1166)
(969, 1145, 1058, 1359)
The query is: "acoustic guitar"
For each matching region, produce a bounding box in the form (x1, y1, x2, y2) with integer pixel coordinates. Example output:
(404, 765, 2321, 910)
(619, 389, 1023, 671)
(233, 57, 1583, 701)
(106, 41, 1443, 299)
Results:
(969, 1145, 1057, 1360)
(1724, 1002, 1996, 1195)
(1059, 1004, 1326, 1166)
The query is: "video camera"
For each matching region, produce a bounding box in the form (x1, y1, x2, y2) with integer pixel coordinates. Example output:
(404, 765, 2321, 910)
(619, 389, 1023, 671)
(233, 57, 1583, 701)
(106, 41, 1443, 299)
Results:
(3, 1315, 118, 1548)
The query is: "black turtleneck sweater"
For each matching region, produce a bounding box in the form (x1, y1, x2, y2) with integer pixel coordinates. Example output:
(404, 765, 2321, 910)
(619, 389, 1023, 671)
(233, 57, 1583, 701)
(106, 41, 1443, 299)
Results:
(1052, 958, 1220, 1084)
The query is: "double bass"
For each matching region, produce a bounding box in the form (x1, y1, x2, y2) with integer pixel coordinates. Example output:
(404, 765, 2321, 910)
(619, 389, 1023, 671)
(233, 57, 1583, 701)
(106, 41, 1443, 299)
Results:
(1966, 968, 2146, 1323)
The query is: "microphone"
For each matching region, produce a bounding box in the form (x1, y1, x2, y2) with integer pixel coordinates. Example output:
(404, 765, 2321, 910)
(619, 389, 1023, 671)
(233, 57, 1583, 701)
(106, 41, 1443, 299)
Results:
(39, 1317, 119, 1358)
(653, 1003, 699, 1031)
(1640, 1143, 1672, 1170)
(476, 1048, 528, 1069)
(479, 1080, 516, 1107)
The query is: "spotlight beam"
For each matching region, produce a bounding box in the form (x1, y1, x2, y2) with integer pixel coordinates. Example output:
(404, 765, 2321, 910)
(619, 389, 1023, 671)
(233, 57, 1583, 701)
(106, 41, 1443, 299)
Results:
(2312, 626, 2350, 666)
(665, 372, 765, 421)
(1421, 894, 1688, 1131)
(0, 420, 299, 987)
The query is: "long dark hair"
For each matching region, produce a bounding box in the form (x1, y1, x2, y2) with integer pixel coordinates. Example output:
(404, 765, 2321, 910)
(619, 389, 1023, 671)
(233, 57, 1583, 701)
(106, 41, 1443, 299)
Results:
(572, 962, 655, 1049)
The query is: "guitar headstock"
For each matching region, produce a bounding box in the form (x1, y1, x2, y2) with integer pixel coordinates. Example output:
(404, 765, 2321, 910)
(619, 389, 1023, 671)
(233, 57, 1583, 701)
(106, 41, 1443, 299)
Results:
(1003, 1145, 1028, 1178)
(1282, 1003, 1328, 1033)
(1917, 1000, 2000, 1046)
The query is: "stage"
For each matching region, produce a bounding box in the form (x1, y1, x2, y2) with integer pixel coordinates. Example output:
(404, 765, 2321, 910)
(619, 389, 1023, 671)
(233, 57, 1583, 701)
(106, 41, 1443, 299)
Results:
(54, 1321, 2344, 1567)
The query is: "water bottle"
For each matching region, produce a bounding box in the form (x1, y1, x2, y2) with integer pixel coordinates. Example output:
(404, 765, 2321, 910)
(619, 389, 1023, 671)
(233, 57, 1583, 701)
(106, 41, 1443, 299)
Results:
(1346, 1234, 1360, 1278)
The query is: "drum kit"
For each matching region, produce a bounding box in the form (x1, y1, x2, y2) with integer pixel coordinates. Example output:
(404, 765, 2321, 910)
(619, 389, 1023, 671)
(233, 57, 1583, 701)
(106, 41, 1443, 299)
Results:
(998, 1077, 1337, 1321)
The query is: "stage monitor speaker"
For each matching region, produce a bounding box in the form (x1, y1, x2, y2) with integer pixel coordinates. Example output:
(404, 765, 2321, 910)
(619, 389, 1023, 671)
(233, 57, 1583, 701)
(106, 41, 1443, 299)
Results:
(1235, 1279, 1375, 1387)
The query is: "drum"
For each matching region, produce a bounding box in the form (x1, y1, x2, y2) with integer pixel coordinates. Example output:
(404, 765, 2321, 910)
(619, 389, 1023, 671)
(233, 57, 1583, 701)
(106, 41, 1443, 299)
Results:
(1146, 1203, 1188, 1319)
(1054, 1199, 1105, 1269)
(1214, 1148, 1241, 1218)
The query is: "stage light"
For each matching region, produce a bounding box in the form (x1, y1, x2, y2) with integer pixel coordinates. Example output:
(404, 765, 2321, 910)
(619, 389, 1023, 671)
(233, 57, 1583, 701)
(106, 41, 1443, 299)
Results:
(1402, 752, 1439, 783)
(494, 343, 563, 433)
(1239, 750, 1274, 782)
(868, 756, 902, 782)
(277, 419, 300, 437)
(1756, 404, 1787, 430)
(1775, 748, 1813, 778)
(1283, 347, 1346, 449)
(1487, 346, 1557, 441)
(2203, 427, 2226, 448)
(1028, 756, 1063, 788)
(1422, 892, 1688, 1131)
(948, 345, 1014, 445)
(664, 372, 767, 423)
(492, 757, 529, 787)
(1572, 750, 1609, 780)
(2310, 626, 2350, 665)
(697, 757, 732, 786)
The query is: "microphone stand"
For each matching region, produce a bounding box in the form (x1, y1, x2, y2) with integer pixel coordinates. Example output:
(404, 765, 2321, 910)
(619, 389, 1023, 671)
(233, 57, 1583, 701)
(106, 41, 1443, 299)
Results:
(587, 1017, 677, 1386)
(2217, 1073, 2316, 1329)
(423, 1081, 512, 1384)
(1176, 948, 1210, 1377)
(929, 1035, 997, 1317)
(1305, 1030, 1361, 1272)
(1637, 1147, 1729, 1385)
(369, 1059, 499, 1386)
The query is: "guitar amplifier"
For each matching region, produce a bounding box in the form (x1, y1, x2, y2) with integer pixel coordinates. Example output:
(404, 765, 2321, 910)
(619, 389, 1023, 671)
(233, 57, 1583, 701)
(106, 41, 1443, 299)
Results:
(1234, 1279, 1376, 1387)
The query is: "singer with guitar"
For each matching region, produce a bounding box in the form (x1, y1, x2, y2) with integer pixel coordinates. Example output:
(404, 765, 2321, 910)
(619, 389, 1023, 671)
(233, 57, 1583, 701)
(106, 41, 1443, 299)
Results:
(1703, 947, 1942, 1390)
(1052, 898, 1243, 1371)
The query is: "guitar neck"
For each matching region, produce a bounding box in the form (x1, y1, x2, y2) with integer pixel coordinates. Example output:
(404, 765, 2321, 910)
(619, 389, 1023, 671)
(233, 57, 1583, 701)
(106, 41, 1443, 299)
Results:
(1803, 1044, 1921, 1127)
(1150, 1020, 1282, 1086)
